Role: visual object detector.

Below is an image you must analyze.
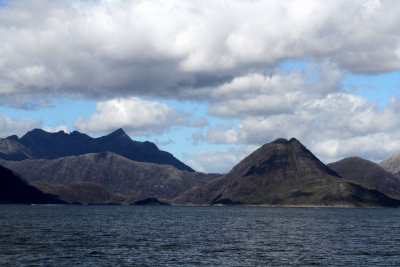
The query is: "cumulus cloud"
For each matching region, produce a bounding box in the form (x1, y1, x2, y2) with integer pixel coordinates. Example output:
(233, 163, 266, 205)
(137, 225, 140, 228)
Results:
(203, 93, 400, 163)
(2, 0, 400, 170)
(312, 133, 400, 163)
(183, 145, 258, 173)
(0, 0, 399, 105)
(73, 97, 189, 136)
(0, 114, 41, 137)
(195, 65, 400, 164)
(208, 69, 317, 118)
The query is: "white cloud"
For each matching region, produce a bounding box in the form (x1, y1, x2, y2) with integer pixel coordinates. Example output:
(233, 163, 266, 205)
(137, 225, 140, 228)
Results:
(184, 145, 258, 173)
(208, 70, 310, 118)
(43, 124, 70, 134)
(312, 132, 400, 164)
(203, 93, 400, 163)
(0, 114, 41, 137)
(206, 62, 344, 120)
(0, 0, 399, 105)
(73, 97, 189, 136)
(198, 66, 400, 164)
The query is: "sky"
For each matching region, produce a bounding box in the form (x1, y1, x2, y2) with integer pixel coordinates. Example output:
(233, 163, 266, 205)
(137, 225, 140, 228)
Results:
(1, 0, 400, 173)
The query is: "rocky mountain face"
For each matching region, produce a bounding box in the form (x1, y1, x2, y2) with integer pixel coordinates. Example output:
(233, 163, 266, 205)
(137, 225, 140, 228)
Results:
(329, 157, 400, 197)
(1, 152, 219, 203)
(0, 128, 194, 172)
(0, 165, 65, 204)
(380, 152, 400, 178)
(173, 138, 400, 207)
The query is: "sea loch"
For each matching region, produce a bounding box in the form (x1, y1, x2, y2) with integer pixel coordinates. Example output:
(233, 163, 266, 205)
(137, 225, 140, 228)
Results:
(1, 205, 399, 266)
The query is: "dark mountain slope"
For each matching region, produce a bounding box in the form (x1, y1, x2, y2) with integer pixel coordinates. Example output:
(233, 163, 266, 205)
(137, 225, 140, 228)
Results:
(31, 182, 128, 205)
(0, 165, 65, 204)
(0, 128, 194, 172)
(1, 152, 218, 202)
(329, 157, 400, 197)
(173, 138, 400, 207)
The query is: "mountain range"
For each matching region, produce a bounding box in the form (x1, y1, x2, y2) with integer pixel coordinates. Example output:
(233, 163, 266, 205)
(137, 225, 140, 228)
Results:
(1, 129, 400, 207)
(0, 128, 194, 172)
(0, 152, 218, 203)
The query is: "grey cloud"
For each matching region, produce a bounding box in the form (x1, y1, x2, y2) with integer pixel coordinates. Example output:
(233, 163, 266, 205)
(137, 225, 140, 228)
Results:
(0, 0, 400, 106)
(3, 0, 400, 167)
(208, 63, 343, 119)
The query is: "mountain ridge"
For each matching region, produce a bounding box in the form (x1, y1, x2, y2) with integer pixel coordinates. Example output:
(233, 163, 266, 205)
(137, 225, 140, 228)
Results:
(0, 128, 194, 172)
(0, 152, 219, 202)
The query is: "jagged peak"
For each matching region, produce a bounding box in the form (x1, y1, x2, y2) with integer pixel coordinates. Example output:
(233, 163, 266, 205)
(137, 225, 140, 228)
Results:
(113, 128, 126, 134)
(22, 128, 69, 138)
(1, 128, 194, 172)
(54, 130, 67, 136)
(107, 128, 130, 138)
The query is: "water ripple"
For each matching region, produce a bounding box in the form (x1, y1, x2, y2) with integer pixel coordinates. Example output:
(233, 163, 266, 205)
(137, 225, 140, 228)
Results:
(0, 205, 400, 266)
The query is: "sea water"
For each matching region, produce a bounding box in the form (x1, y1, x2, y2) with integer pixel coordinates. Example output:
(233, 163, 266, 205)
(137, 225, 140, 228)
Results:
(0, 205, 399, 266)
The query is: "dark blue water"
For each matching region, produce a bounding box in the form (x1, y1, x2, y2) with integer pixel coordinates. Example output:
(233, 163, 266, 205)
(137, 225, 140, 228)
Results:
(0, 205, 399, 266)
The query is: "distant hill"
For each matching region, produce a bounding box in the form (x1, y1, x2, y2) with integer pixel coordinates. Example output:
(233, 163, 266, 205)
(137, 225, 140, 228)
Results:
(173, 138, 400, 207)
(0, 128, 194, 172)
(0, 165, 65, 204)
(328, 157, 400, 197)
(380, 152, 400, 178)
(1, 152, 219, 202)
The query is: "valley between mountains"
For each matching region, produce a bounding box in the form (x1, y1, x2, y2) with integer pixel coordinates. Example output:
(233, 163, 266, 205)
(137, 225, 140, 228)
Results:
(1, 128, 400, 207)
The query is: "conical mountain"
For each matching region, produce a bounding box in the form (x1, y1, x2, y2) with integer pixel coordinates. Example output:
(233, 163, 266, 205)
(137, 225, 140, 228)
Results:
(329, 157, 400, 197)
(0, 165, 65, 204)
(380, 152, 400, 178)
(173, 138, 400, 207)
(0, 128, 194, 172)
